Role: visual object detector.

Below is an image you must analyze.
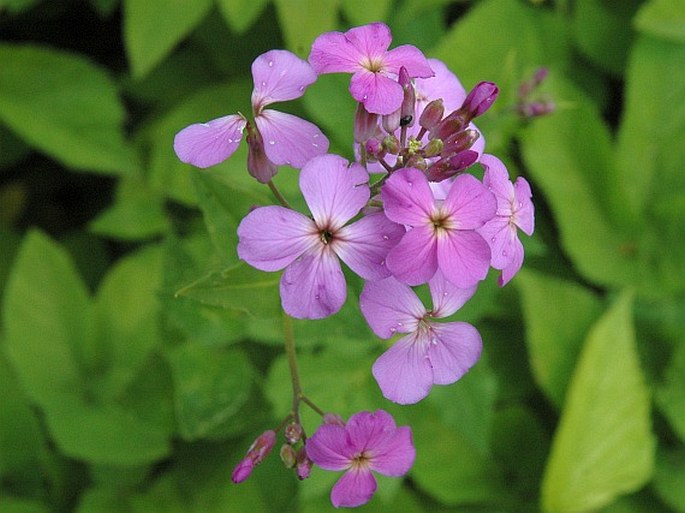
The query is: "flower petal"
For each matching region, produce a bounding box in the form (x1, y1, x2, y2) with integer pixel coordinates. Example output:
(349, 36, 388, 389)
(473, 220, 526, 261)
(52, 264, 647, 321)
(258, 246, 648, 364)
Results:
(514, 176, 535, 236)
(369, 425, 415, 476)
(481, 154, 515, 216)
(372, 334, 433, 404)
(415, 58, 466, 112)
(237, 206, 317, 271)
(331, 468, 377, 508)
(344, 410, 396, 453)
(334, 213, 404, 281)
(428, 322, 482, 385)
(359, 277, 424, 338)
(305, 424, 352, 471)
(350, 70, 404, 115)
(437, 230, 491, 289)
(345, 22, 392, 60)
(444, 173, 497, 230)
(280, 246, 346, 319)
(173, 114, 246, 168)
(499, 234, 524, 287)
(381, 167, 435, 226)
(255, 110, 328, 168)
(309, 30, 365, 74)
(251, 49, 317, 110)
(384, 45, 434, 78)
(300, 155, 369, 229)
(386, 225, 438, 286)
(429, 270, 478, 319)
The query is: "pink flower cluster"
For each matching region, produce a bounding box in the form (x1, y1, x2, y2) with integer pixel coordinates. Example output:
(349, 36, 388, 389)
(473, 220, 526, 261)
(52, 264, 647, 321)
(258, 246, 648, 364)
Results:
(174, 21, 535, 509)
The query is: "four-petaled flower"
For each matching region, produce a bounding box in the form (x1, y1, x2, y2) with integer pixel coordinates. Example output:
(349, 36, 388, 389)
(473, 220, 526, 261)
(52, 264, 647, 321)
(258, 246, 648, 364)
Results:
(309, 22, 434, 115)
(237, 154, 403, 319)
(174, 49, 329, 182)
(306, 410, 415, 508)
(360, 272, 482, 404)
(477, 154, 535, 286)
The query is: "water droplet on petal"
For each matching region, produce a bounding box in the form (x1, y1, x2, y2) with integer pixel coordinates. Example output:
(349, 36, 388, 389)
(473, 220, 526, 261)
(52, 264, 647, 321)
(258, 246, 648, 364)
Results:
(382, 235, 389, 240)
(502, 250, 508, 257)
(261, 81, 266, 87)
(299, 86, 305, 91)
(269, 140, 276, 145)
(407, 181, 413, 187)
(518, 201, 523, 208)
(397, 322, 403, 326)
(389, 327, 396, 333)
(379, 260, 385, 266)
(491, 237, 497, 242)
(443, 291, 448, 296)
(268, 60, 274, 67)
(315, 294, 320, 300)
(363, 95, 368, 100)
(227, 139, 233, 143)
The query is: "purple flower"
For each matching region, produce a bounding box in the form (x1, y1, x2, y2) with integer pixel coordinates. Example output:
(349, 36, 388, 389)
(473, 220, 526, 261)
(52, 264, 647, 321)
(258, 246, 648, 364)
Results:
(231, 430, 276, 483)
(360, 272, 482, 404)
(381, 167, 496, 288)
(174, 50, 329, 181)
(306, 410, 415, 508)
(308, 22, 433, 115)
(237, 154, 404, 319)
(477, 154, 534, 286)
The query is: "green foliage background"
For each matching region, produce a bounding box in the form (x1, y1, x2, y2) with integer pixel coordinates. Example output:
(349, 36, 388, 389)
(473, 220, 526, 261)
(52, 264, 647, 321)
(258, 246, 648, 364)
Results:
(1, 0, 684, 512)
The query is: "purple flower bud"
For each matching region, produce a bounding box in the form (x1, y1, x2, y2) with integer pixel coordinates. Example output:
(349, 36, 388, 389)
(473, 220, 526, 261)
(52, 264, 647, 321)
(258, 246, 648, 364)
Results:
(442, 129, 479, 155)
(231, 458, 254, 484)
(424, 150, 478, 182)
(399, 67, 415, 128)
(461, 81, 498, 119)
(532, 67, 549, 87)
(430, 109, 469, 141)
(383, 135, 400, 155)
(448, 150, 479, 172)
(280, 444, 297, 468)
(285, 422, 304, 444)
(382, 109, 401, 134)
(517, 100, 555, 118)
(246, 125, 277, 184)
(419, 99, 444, 132)
(247, 430, 277, 463)
(365, 138, 383, 157)
(354, 103, 379, 143)
(323, 413, 345, 426)
(296, 447, 313, 480)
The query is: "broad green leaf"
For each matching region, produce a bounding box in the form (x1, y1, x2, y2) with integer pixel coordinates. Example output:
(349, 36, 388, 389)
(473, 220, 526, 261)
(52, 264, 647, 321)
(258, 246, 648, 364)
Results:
(341, 0, 392, 25)
(93, 245, 164, 400)
(634, 0, 685, 43)
(0, 498, 49, 513)
(542, 291, 655, 513)
(572, 0, 641, 76)
(175, 261, 281, 319)
(516, 269, 603, 407)
(0, 44, 135, 174)
(656, 342, 685, 442)
(124, 0, 213, 78)
(520, 76, 643, 289)
(167, 344, 254, 440)
(653, 448, 685, 512)
(43, 394, 171, 465)
(0, 124, 29, 169)
(89, 176, 169, 240)
(274, 0, 339, 58)
(2, 230, 91, 406)
(76, 488, 134, 513)
(216, 0, 269, 34)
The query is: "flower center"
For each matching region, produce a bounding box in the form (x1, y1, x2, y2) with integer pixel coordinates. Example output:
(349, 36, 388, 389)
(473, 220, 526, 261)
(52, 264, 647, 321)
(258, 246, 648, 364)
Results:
(430, 209, 454, 235)
(361, 57, 384, 73)
(350, 451, 372, 470)
(320, 229, 334, 245)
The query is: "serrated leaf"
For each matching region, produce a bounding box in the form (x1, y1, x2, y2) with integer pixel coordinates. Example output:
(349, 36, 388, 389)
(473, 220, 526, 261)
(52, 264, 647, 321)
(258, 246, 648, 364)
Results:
(175, 261, 281, 319)
(124, 0, 213, 78)
(2, 230, 91, 406)
(517, 269, 603, 407)
(216, 0, 268, 34)
(634, 0, 685, 43)
(542, 291, 655, 513)
(274, 0, 339, 57)
(0, 44, 135, 174)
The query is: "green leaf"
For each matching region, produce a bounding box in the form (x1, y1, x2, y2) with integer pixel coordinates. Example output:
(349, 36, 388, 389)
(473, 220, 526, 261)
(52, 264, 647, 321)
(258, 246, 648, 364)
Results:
(175, 261, 281, 319)
(274, 0, 339, 57)
(653, 448, 685, 512)
(0, 498, 49, 513)
(340, 0, 392, 25)
(542, 291, 655, 513)
(0, 44, 136, 174)
(216, 0, 269, 34)
(76, 488, 134, 513)
(516, 269, 603, 407)
(2, 230, 91, 406)
(634, 0, 685, 43)
(123, 0, 213, 78)
(656, 342, 685, 442)
(0, 0, 41, 14)
(167, 344, 254, 441)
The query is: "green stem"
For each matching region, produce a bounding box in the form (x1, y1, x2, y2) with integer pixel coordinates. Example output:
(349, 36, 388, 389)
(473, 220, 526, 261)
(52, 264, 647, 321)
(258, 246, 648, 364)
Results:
(268, 180, 292, 209)
(283, 312, 302, 423)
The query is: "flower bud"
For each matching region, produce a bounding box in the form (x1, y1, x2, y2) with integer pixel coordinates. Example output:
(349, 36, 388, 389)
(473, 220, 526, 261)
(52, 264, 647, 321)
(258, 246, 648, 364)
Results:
(424, 150, 478, 182)
(461, 81, 498, 120)
(399, 67, 415, 128)
(442, 129, 479, 155)
(404, 154, 427, 170)
(448, 150, 479, 172)
(365, 138, 383, 157)
(517, 100, 555, 118)
(232, 429, 277, 484)
(423, 137, 444, 158)
(382, 135, 400, 155)
(382, 109, 401, 134)
(354, 103, 379, 143)
(285, 422, 303, 444)
(231, 458, 254, 484)
(323, 413, 345, 426)
(430, 109, 469, 141)
(246, 125, 277, 184)
(280, 444, 297, 468)
(419, 99, 444, 132)
(296, 447, 313, 480)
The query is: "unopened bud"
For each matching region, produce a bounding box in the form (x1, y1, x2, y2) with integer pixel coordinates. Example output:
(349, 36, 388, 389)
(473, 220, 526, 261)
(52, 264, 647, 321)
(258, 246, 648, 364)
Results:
(517, 100, 555, 118)
(383, 135, 400, 155)
(232, 429, 276, 484)
(296, 447, 313, 480)
(365, 138, 382, 156)
(405, 154, 427, 170)
(382, 109, 401, 134)
(285, 422, 303, 444)
(354, 103, 379, 143)
(448, 150, 479, 172)
(323, 413, 345, 426)
(461, 81, 498, 120)
(399, 67, 415, 128)
(280, 444, 297, 468)
(423, 138, 444, 157)
(442, 129, 479, 155)
(246, 125, 277, 184)
(431, 110, 469, 141)
(419, 99, 444, 132)
(424, 150, 478, 182)
(231, 458, 254, 484)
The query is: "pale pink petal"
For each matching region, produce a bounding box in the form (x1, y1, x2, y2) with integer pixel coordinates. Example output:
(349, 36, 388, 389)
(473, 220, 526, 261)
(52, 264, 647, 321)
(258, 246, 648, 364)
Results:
(428, 270, 478, 319)
(280, 246, 346, 319)
(254, 110, 328, 168)
(437, 230, 491, 288)
(478, 215, 517, 270)
(345, 22, 392, 60)
(309, 31, 365, 74)
(251, 50, 317, 111)
(299, 155, 369, 229)
(237, 206, 317, 271)
(372, 334, 433, 404)
(428, 322, 482, 385)
(331, 468, 377, 508)
(173, 114, 246, 168)
(350, 70, 404, 115)
(345, 410, 396, 453)
(481, 154, 515, 216)
(368, 425, 415, 476)
(499, 235, 524, 287)
(383, 45, 433, 78)
(513, 176, 535, 236)
(334, 213, 404, 281)
(415, 59, 466, 112)
(386, 225, 438, 286)
(359, 277, 424, 338)
(444, 173, 497, 230)
(381, 168, 435, 226)
(305, 424, 352, 471)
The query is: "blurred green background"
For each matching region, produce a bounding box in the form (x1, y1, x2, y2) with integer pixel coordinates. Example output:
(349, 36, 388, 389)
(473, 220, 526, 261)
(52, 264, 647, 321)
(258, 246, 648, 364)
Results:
(1, 0, 684, 512)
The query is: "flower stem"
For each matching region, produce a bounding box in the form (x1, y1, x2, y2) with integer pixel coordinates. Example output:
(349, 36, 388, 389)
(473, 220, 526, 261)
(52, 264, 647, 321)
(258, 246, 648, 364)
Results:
(268, 180, 292, 209)
(283, 311, 302, 423)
